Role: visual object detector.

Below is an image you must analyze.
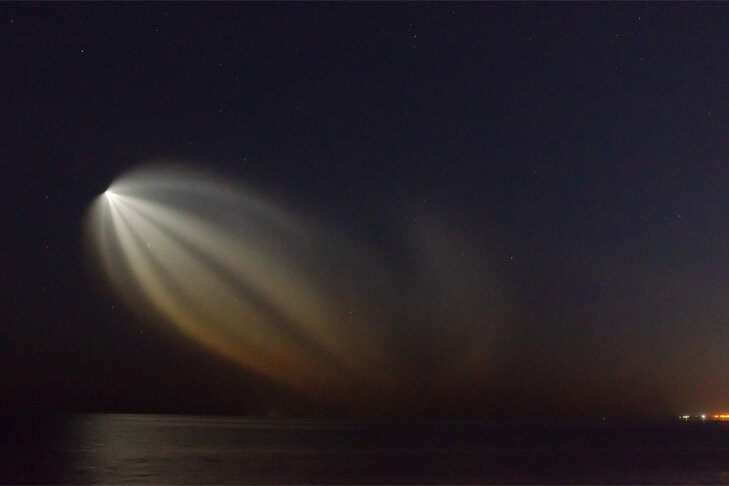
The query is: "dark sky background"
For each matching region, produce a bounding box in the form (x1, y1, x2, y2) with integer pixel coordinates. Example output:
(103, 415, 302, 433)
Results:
(5, 3, 729, 419)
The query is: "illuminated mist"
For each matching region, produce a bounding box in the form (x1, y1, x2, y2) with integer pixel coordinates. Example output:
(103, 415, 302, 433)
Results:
(85, 164, 508, 414)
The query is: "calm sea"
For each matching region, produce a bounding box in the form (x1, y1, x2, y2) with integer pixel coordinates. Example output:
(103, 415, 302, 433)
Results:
(2, 413, 729, 484)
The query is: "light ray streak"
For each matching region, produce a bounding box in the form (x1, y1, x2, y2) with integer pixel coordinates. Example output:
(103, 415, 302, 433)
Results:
(113, 191, 365, 377)
(112, 195, 355, 394)
(87, 166, 392, 402)
(85, 164, 506, 411)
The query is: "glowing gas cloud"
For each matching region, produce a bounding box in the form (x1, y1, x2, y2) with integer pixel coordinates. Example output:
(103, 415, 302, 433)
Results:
(86, 164, 508, 413)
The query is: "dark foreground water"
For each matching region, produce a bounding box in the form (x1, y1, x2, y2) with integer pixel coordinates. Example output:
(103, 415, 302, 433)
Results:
(3, 414, 729, 484)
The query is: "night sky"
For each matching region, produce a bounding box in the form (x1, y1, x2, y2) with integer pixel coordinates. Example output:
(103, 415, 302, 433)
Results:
(5, 3, 729, 419)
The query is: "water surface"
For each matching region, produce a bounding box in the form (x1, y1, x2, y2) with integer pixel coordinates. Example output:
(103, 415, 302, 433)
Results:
(2, 414, 729, 484)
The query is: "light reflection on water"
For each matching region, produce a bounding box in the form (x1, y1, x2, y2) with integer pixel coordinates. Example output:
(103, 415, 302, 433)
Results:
(3, 413, 729, 484)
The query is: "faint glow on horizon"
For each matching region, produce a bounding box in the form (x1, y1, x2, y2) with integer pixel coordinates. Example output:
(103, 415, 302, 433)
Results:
(677, 414, 729, 421)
